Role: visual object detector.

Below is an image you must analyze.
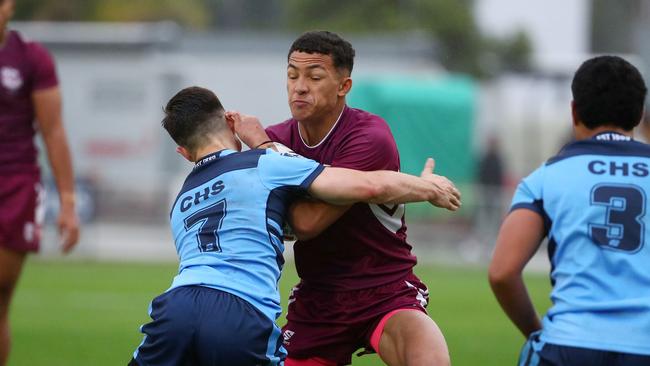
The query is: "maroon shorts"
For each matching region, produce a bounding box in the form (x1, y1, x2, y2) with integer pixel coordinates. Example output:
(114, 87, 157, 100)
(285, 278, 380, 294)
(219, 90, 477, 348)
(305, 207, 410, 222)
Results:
(281, 273, 429, 365)
(0, 173, 43, 252)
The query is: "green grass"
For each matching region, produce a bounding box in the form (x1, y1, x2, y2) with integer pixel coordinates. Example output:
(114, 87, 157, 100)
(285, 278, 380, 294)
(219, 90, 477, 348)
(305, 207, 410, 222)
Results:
(8, 260, 551, 366)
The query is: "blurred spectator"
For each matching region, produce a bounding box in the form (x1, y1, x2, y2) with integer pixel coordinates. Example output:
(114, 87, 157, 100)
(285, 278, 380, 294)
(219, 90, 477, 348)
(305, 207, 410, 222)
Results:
(474, 136, 507, 257)
(0, 1, 79, 364)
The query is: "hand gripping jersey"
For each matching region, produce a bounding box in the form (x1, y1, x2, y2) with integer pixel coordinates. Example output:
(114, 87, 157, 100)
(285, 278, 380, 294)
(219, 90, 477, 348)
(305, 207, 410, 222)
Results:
(267, 106, 418, 291)
(511, 131, 650, 355)
(0, 30, 58, 175)
(168, 149, 323, 322)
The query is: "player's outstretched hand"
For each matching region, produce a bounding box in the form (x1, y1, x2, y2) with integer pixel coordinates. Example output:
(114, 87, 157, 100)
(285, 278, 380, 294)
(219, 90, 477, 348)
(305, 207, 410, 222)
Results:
(58, 201, 79, 253)
(225, 111, 269, 148)
(420, 158, 462, 211)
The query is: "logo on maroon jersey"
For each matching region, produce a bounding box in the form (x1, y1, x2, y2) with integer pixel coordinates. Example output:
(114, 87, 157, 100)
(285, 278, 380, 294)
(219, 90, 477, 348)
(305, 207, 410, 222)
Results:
(378, 203, 399, 216)
(1, 66, 23, 91)
(282, 329, 295, 345)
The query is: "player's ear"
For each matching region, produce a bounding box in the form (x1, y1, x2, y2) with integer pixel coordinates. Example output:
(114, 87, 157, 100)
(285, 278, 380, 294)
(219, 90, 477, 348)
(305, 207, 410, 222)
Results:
(338, 77, 352, 97)
(176, 146, 193, 162)
(570, 101, 579, 127)
(225, 116, 236, 133)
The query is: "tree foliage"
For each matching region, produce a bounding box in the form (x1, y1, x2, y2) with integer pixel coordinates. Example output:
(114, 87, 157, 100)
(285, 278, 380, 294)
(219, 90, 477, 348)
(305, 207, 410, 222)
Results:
(12, 0, 531, 76)
(283, 0, 530, 76)
(14, 0, 210, 28)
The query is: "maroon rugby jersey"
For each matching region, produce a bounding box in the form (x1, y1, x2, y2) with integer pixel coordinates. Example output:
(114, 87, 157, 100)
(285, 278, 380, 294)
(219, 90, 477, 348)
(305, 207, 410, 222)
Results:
(267, 106, 418, 291)
(0, 30, 58, 174)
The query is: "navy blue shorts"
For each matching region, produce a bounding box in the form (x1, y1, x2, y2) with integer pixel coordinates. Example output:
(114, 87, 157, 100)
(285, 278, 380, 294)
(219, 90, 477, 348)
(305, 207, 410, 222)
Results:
(130, 285, 286, 366)
(519, 331, 650, 366)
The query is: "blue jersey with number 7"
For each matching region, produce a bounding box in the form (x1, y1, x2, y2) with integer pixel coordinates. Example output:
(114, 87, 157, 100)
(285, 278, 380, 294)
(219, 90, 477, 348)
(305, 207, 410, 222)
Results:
(168, 148, 324, 323)
(510, 131, 650, 355)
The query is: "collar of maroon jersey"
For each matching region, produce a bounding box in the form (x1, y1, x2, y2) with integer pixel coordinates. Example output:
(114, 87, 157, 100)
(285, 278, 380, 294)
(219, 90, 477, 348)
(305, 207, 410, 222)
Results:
(298, 105, 347, 149)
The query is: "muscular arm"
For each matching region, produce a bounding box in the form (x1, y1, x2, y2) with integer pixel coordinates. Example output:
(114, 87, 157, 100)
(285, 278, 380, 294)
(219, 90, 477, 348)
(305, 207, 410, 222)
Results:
(488, 209, 545, 337)
(293, 160, 460, 240)
(33, 87, 79, 252)
(288, 200, 351, 241)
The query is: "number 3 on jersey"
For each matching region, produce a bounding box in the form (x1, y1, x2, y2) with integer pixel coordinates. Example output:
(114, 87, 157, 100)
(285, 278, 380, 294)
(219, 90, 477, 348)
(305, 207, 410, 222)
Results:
(589, 184, 646, 252)
(184, 199, 227, 252)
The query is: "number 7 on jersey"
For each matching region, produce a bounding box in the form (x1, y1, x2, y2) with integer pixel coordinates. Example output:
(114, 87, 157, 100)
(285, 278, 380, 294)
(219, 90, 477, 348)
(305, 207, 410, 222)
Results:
(183, 199, 227, 252)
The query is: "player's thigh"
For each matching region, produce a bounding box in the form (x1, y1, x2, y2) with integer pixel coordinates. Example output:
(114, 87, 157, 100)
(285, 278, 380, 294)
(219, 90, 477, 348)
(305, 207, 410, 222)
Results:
(378, 309, 449, 366)
(0, 248, 26, 306)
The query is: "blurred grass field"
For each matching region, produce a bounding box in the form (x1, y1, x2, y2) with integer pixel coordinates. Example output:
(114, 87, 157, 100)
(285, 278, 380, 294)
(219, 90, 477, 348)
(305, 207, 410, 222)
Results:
(8, 260, 551, 366)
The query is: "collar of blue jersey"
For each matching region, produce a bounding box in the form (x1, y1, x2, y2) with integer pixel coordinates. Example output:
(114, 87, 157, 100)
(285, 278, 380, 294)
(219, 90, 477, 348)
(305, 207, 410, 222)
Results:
(591, 131, 633, 142)
(194, 149, 236, 170)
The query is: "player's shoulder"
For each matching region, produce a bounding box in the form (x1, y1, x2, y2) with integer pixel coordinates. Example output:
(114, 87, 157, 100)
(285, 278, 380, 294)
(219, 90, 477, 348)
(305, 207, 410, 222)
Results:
(343, 107, 394, 144)
(347, 106, 389, 128)
(10, 31, 51, 56)
(546, 139, 650, 166)
(266, 118, 296, 140)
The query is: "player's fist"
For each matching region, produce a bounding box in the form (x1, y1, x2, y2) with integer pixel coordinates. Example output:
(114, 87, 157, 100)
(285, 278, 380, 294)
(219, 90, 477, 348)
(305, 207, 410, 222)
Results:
(225, 111, 269, 149)
(420, 158, 462, 211)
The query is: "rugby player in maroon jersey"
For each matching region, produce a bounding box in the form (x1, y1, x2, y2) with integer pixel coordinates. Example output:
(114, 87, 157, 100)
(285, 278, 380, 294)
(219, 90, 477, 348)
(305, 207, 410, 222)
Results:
(0, 1, 78, 364)
(235, 31, 458, 366)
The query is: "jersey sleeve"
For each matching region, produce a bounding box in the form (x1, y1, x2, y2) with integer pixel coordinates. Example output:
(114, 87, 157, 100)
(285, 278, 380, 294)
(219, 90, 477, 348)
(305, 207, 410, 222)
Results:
(257, 150, 325, 191)
(28, 42, 58, 91)
(331, 120, 398, 172)
(510, 165, 548, 220)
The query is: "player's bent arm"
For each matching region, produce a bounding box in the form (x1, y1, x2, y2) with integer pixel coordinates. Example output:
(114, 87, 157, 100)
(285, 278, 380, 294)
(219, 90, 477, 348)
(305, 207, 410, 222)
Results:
(288, 200, 351, 241)
(33, 87, 79, 252)
(488, 209, 545, 337)
(308, 167, 449, 206)
(291, 167, 435, 241)
(291, 158, 460, 240)
(291, 167, 447, 241)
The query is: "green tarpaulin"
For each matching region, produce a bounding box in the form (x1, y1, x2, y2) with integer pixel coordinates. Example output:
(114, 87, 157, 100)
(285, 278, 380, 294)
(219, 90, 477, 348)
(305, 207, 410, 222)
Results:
(348, 74, 477, 219)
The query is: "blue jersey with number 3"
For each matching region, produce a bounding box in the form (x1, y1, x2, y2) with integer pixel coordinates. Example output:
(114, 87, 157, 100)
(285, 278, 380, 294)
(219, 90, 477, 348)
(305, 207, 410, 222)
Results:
(168, 148, 324, 323)
(511, 132, 650, 355)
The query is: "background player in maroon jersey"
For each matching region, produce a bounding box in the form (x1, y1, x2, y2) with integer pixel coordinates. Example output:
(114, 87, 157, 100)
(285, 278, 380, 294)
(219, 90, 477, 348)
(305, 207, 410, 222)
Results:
(235, 30, 456, 366)
(0, 1, 79, 364)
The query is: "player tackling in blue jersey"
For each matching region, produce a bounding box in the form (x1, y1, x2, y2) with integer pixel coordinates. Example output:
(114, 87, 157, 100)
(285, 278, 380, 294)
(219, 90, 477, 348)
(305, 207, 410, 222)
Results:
(128, 86, 461, 366)
(489, 55, 650, 366)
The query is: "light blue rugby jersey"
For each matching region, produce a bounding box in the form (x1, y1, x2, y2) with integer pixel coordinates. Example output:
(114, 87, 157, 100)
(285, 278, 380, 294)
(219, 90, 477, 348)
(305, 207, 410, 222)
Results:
(511, 131, 650, 355)
(168, 148, 324, 322)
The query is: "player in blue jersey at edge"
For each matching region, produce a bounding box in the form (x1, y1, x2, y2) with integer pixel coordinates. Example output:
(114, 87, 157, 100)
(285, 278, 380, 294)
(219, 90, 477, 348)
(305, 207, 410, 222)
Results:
(489, 55, 650, 366)
(128, 86, 461, 366)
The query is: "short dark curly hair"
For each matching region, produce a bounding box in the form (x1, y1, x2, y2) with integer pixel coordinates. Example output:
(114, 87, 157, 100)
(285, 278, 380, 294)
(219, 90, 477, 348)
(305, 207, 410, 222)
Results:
(288, 31, 355, 74)
(571, 55, 647, 131)
(161, 86, 226, 151)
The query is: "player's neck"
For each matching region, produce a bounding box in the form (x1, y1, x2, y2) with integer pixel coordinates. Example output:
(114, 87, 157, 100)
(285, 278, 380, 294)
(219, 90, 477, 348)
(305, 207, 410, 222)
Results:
(0, 28, 7, 48)
(298, 103, 345, 147)
(193, 140, 239, 162)
(576, 124, 632, 140)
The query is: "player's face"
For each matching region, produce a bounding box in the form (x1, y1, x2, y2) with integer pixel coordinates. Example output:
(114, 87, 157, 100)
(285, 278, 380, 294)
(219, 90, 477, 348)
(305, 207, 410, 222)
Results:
(0, 0, 14, 33)
(0, 0, 14, 32)
(287, 51, 349, 124)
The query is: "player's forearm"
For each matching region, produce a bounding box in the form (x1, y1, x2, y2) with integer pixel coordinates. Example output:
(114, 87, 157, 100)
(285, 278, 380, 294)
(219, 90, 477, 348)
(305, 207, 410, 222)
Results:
(288, 200, 350, 240)
(42, 125, 76, 208)
(489, 273, 542, 337)
(367, 171, 439, 204)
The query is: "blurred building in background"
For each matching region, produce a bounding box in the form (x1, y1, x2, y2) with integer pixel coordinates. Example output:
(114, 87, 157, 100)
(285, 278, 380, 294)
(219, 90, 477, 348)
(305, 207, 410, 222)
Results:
(9, 0, 648, 263)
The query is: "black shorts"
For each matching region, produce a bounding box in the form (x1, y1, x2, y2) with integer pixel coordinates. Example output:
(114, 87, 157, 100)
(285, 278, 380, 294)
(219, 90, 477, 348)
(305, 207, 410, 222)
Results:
(130, 285, 285, 366)
(519, 331, 650, 366)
